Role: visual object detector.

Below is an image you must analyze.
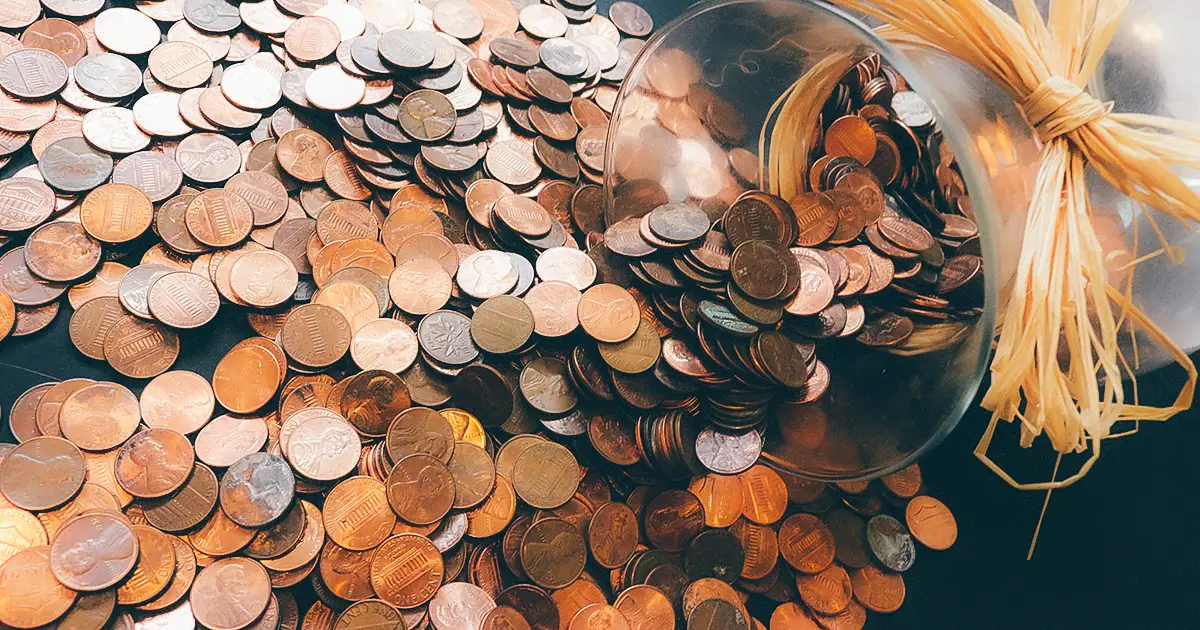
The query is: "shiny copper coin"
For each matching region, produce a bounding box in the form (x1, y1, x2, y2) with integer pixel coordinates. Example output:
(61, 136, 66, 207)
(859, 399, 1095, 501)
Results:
(213, 342, 281, 414)
(283, 408, 360, 481)
(0, 546, 77, 628)
(323, 476, 394, 551)
(277, 128, 334, 183)
(281, 303, 351, 368)
(49, 511, 139, 591)
(116, 524, 174, 605)
(0, 437, 86, 511)
(185, 188, 254, 248)
(739, 465, 789, 525)
(190, 558, 272, 630)
(849, 564, 904, 614)
(614, 585, 675, 630)
(386, 452, 453, 526)
(115, 428, 195, 498)
(797, 564, 852, 615)
(369, 534, 443, 609)
(904, 495, 957, 550)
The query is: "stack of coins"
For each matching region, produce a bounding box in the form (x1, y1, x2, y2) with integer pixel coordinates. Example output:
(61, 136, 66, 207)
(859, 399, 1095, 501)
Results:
(0, 0, 966, 628)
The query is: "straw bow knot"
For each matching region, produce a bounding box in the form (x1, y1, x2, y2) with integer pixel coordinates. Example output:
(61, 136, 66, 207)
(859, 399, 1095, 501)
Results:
(1020, 76, 1114, 143)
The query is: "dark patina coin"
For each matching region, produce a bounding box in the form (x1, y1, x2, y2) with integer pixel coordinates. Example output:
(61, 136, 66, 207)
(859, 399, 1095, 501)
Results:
(244, 500, 307, 560)
(684, 528, 745, 583)
(824, 508, 871, 569)
(450, 364, 513, 428)
(866, 514, 916, 572)
(855, 312, 914, 346)
(519, 517, 586, 590)
(219, 452, 296, 528)
(687, 599, 749, 630)
(729, 240, 789, 301)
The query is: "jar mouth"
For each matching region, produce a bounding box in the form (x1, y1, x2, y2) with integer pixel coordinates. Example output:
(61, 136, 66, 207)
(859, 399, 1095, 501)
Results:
(604, 0, 1010, 481)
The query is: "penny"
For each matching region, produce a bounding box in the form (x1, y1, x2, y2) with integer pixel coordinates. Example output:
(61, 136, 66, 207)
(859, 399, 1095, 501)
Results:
(113, 428, 194, 499)
(433, 0, 483, 39)
(0, 507, 46, 567)
(220, 452, 294, 528)
(20, 222, 100, 284)
(0, 546, 78, 628)
(466, 472, 516, 538)
(904, 495, 957, 550)
(388, 257, 452, 316)
(520, 517, 585, 590)
(686, 474, 744, 529)
(116, 524, 174, 605)
(0, 437, 86, 511)
(738, 465, 788, 525)
(323, 476, 394, 551)
(55, 381, 137, 451)
(145, 271, 220, 329)
(142, 462, 218, 532)
(194, 414, 268, 468)
(797, 564, 852, 616)
(446, 442, 495, 510)
(284, 408, 360, 482)
(457, 250, 518, 300)
(865, 514, 915, 573)
(398, 90, 455, 143)
(190, 558, 271, 630)
(522, 280, 580, 338)
(281, 303, 351, 368)
(46, 511, 138, 591)
(511, 440, 578, 509)
(577, 283, 639, 343)
(369, 534, 443, 609)
(175, 132, 241, 183)
(848, 565, 904, 614)
(276, 128, 334, 183)
(614, 585, 674, 630)
(587, 500, 638, 569)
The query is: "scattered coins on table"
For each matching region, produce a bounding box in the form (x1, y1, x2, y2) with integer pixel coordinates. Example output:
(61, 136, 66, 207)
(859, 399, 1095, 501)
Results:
(0, 0, 961, 629)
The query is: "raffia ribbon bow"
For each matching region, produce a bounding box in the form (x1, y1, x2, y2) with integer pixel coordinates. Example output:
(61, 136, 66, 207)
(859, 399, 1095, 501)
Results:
(1022, 76, 1113, 143)
(827, 0, 1200, 490)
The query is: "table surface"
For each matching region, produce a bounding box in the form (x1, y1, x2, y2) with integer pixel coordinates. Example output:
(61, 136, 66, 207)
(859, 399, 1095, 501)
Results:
(3, 0, 1197, 628)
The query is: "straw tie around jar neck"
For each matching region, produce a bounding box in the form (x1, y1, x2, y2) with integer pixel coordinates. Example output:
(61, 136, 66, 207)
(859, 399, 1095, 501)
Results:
(1019, 76, 1114, 143)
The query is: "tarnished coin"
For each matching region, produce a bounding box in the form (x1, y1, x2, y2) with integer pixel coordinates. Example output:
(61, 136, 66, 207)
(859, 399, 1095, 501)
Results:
(115, 428, 195, 498)
(220, 452, 295, 528)
(866, 514, 916, 572)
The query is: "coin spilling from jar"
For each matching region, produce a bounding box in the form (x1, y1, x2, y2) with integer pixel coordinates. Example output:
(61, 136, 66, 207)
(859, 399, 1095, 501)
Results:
(0, 0, 962, 629)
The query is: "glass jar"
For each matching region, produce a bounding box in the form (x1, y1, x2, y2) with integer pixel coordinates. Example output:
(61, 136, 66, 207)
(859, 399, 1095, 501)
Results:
(603, 0, 1043, 480)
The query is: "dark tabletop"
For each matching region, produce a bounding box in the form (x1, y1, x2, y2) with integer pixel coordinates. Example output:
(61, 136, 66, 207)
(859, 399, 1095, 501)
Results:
(3, 0, 1197, 628)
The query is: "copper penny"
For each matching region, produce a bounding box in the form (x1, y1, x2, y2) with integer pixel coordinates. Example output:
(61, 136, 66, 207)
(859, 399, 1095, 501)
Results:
(276, 128, 333, 183)
(142, 463, 219, 533)
(48, 511, 139, 590)
(587, 501, 638, 569)
(318, 541, 375, 602)
(190, 558, 272, 630)
(57, 381, 138, 450)
(385, 453, 453, 526)
(904, 495, 957, 550)
(519, 517, 585, 590)
(212, 342, 281, 414)
(281, 303, 351, 368)
(614, 585, 675, 630)
(778, 513, 835, 574)
(0, 507, 46, 566)
(466, 473, 516, 538)
(738, 465, 788, 525)
(512, 440, 579, 509)
(577, 283, 640, 342)
(186, 503, 256, 557)
(227, 171, 289, 226)
(388, 257, 451, 315)
(0, 49, 68, 99)
(140, 536, 199, 611)
(185, 188, 254, 248)
(849, 564, 905, 614)
(0, 546, 77, 628)
(114, 428, 195, 499)
(23, 221, 101, 283)
(385, 407, 454, 465)
(0, 437, 86, 511)
(34, 378, 92, 438)
(7, 383, 51, 442)
(283, 16, 340, 62)
(687, 474, 745, 529)
(522, 280, 580, 338)
(116, 524, 175, 605)
(796, 564, 852, 615)
(323, 476, 394, 551)
(369, 534, 443, 609)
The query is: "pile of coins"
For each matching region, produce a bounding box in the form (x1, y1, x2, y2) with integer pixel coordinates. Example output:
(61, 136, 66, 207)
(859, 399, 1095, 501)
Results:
(0, 0, 966, 628)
